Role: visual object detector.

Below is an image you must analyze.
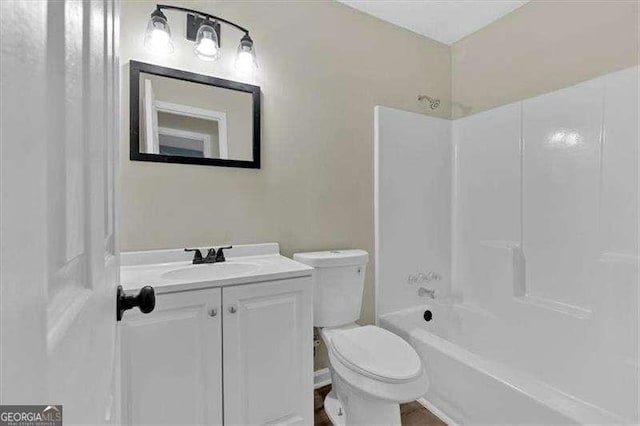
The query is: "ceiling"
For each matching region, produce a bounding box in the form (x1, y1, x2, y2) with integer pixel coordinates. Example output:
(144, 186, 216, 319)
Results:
(338, 0, 530, 45)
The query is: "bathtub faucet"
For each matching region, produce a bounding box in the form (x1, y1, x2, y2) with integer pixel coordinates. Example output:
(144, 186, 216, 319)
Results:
(418, 287, 435, 299)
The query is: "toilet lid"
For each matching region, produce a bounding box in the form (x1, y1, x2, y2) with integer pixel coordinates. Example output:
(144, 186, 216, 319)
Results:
(331, 326, 422, 382)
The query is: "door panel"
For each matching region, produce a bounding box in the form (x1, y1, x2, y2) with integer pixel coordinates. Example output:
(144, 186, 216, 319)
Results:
(0, 0, 119, 422)
(143, 78, 159, 154)
(120, 288, 223, 425)
(223, 278, 313, 425)
(0, 0, 49, 404)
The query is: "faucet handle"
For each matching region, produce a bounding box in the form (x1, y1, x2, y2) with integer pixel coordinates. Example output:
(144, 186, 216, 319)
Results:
(185, 248, 204, 264)
(204, 248, 217, 263)
(215, 246, 232, 262)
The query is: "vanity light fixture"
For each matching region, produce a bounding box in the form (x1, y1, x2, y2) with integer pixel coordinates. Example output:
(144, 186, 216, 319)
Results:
(143, 8, 174, 55)
(144, 4, 258, 74)
(194, 19, 221, 61)
(235, 33, 258, 75)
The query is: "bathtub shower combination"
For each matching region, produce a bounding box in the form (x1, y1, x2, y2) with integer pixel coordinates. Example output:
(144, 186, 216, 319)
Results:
(375, 67, 639, 424)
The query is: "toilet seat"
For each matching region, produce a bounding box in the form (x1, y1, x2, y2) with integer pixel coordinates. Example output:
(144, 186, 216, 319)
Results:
(322, 325, 429, 404)
(330, 325, 422, 383)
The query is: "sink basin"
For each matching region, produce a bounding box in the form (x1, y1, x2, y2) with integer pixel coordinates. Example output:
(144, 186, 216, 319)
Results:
(161, 262, 261, 281)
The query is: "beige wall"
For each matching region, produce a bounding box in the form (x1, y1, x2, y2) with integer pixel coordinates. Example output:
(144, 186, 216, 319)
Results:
(451, 0, 640, 118)
(120, 0, 638, 371)
(119, 0, 451, 369)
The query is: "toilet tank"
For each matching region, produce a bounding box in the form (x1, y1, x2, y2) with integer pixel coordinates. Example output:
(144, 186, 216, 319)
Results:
(293, 250, 368, 328)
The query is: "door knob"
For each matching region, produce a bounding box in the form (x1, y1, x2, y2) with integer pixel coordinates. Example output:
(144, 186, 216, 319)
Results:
(117, 285, 155, 321)
(228, 305, 237, 314)
(209, 308, 218, 317)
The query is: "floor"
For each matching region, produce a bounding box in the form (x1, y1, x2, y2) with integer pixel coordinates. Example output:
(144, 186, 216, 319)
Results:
(314, 385, 447, 426)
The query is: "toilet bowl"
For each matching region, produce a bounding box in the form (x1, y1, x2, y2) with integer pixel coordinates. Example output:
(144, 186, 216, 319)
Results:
(293, 250, 429, 425)
(321, 325, 428, 425)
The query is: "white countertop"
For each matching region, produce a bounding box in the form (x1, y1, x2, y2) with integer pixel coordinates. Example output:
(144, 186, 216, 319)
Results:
(120, 243, 313, 294)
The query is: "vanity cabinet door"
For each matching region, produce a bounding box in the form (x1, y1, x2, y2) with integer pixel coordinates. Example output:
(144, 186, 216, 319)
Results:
(223, 277, 313, 425)
(120, 287, 223, 425)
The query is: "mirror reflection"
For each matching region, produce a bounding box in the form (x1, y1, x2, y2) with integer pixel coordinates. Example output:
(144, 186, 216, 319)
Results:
(140, 72, 251, 160)
(130, 62, 260, 168)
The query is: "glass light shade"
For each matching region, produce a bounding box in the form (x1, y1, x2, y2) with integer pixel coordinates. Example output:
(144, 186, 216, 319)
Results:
(194, 21, 221, 61)
(235, 34, 258, 75)
(144, 11, 174, 55)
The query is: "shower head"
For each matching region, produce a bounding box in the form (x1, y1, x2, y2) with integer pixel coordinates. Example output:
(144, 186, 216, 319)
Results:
(418, 95, 440, 110)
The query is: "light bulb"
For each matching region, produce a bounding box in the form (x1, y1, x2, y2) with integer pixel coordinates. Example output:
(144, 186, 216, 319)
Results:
(235, 51, 255, 74)
(194, 21, 220, 61)
(144, 9, 174, 55)
(235, 33, 257, 75)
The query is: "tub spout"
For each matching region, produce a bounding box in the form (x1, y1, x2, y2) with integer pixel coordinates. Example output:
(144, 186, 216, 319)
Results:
(418, 287, 435, 299)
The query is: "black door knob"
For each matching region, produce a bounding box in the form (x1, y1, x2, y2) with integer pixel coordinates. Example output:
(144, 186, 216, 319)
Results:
(117, 285, 155, 321)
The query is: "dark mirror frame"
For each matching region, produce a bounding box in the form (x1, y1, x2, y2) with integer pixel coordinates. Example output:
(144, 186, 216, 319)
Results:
(129, 60, 261, 169)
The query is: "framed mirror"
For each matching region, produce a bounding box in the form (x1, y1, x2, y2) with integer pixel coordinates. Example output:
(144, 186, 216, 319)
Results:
(130, 61, 260, 168)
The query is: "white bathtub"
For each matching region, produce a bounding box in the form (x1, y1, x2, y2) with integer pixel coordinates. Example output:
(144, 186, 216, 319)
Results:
(379, 302, 636, 425)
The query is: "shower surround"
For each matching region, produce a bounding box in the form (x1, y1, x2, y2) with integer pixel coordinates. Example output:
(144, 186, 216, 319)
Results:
(375, 66, 639, 424)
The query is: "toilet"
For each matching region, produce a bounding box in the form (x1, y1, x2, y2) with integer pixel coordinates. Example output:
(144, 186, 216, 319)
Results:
(293, 250, 428, 425)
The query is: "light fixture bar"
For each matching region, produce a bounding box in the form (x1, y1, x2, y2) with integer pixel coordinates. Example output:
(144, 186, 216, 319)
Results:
(155, 4, 250, 35)
(146, 4, 258, 74)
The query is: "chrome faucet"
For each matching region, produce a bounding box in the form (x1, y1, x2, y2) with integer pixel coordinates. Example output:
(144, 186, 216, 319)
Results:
(418, 287, 436, 299)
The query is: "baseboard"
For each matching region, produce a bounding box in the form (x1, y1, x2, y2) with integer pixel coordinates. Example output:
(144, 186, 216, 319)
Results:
(417, 397, 457, 426)
(314, 368, 331, 389)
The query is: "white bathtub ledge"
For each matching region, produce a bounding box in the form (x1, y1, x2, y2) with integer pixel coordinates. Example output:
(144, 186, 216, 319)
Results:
(410, 328, 625, 425)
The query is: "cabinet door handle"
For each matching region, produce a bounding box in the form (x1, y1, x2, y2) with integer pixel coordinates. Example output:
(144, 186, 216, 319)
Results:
(208, 308, 218, 317)
(228, 305, 237, 314)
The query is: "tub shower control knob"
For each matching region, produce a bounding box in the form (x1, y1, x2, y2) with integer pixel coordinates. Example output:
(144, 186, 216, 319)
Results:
(228, 305, 237, 314)
(429, 272, 442, 281)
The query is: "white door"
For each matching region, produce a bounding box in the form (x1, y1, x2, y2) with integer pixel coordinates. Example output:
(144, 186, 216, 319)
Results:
(1, 0, 120, 423)
(120, 288, 223, 425)
(223, 278, 314, 425)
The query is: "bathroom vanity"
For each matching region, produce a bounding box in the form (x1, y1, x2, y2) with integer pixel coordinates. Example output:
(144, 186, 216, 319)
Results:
(119, 243, 313, 425)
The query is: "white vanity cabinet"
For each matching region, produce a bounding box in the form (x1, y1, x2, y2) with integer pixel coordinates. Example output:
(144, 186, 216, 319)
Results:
(223, 278, 313, 425)
(120, 287, 223, 425)
(120, 273, 313, 426)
